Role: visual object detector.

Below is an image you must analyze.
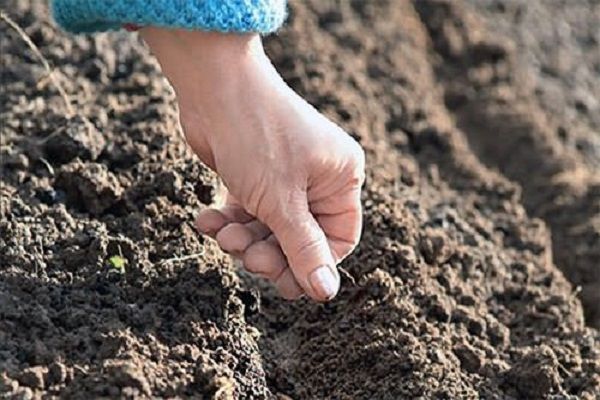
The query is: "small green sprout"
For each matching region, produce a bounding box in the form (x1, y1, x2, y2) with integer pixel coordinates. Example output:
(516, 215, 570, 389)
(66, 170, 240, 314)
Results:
(107, 255, 127, 274)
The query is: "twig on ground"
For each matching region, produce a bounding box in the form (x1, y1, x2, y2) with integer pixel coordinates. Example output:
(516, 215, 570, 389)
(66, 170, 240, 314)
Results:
(158, 250, 206, 267)
(0, 10, 75, 117)
(38, 157, 54, 176)
(339, 266, 357, 286)
(570, 285, 582, 301)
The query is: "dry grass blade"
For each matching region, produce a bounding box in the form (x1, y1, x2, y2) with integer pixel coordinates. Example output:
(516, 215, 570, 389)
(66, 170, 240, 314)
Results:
(339, 266, 357, 286)
(0, 10, 75, 117)
(158, 251, 206, 267)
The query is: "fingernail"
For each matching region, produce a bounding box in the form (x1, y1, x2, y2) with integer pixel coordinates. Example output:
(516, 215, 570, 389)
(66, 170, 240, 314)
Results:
(309, 265, 339, 300)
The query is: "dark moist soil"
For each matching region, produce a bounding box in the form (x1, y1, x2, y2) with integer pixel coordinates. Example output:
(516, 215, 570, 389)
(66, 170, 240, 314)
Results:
(0, 1, 598, 399)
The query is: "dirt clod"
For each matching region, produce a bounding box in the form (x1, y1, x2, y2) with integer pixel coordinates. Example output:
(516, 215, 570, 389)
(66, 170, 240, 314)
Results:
(43, 115, 106, 164)
(17, 367, 45, 389)
(46, 362, 69, 385)
(55, 161, 123, 215)
(506, 346, 561, 399)
(453, 343, 485, 373)
(103, 361, 151, 396)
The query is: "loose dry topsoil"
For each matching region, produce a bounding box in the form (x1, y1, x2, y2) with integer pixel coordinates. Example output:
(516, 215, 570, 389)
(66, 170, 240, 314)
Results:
(1, 1, 599, 399)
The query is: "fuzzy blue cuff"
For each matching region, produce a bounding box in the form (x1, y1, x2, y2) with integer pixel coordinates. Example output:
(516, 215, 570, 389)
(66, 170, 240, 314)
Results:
(51, 0, 287, 34)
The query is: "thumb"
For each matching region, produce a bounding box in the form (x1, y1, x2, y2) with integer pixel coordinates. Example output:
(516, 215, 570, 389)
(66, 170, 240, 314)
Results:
(267, 201, 340, 302)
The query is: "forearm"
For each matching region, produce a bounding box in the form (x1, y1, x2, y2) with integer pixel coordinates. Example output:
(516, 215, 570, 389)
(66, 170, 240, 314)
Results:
(139, 28, 268, 99)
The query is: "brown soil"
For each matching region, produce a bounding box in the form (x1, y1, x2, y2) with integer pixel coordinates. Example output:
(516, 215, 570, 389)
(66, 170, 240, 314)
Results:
(1, 1, 598, 399)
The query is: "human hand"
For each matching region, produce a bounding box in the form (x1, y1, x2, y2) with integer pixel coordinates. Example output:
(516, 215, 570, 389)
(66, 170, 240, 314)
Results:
(141, 29, 365, 301)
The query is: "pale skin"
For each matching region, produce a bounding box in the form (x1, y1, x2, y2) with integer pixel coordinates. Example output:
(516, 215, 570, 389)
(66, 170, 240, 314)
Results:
(140, 28, 365, 302)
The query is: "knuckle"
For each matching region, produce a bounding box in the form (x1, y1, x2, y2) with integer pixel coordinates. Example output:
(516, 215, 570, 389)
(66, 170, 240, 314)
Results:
(261, 193, 306, 231)
(253, 191, 290, 228)
(349, 138, 365, 162)
(338, 241, 358, 261)
(242, 255, 263, 274)
(243, 241, 283, 277)
(349, 230, 361, 247)
(332, 137, 366, 189)
(348, 141, 366, 181)
(265, 267, 285, 282)
(243, 261, 261, 274)
(292, 234, 324, 261)
(242, 243, 262, 270)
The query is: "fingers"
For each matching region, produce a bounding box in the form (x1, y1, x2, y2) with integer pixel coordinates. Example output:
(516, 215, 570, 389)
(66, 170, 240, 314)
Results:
(318, 209, 363, 261)
(195, 209, 228, 237)
(199, 212, 305, 299)
(268, 198, 340, 302)
(243, 236, 286, 277)
(216, 220, 270, 256)
(196, 190, 362, 303)
(243, 236, 304, 300)
(311, 184, 363, 261)
(195, 204, 254, 237)
(274, 268, 304, 300)
(219, 205, 254, 223)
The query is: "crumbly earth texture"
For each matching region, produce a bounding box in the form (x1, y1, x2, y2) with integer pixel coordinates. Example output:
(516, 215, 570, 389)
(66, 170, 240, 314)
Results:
(1, 0, 599, 399)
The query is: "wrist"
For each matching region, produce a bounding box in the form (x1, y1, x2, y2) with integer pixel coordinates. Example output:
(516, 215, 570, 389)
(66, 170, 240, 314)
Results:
(140, 27, 290, 167)
(141, 28, 268, 95)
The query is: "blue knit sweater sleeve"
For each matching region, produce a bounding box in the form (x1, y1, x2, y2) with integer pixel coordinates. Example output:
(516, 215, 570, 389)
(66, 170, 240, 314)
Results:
(51, 0, 287, 34)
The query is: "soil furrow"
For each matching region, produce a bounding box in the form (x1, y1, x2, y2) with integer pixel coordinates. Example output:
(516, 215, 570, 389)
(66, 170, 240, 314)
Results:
(414, 0, 600, 328)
